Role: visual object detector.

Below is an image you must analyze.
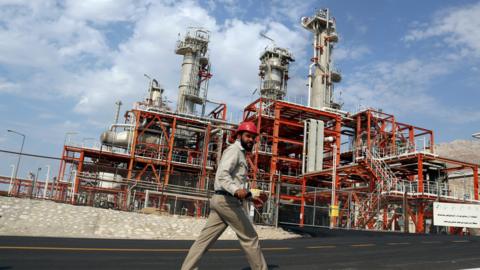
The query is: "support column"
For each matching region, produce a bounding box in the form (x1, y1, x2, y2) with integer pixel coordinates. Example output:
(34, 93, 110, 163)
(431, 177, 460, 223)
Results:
(127, 111, 140, 180)
(300, 177, 306, 227)
(474, 166, 478, 200)
(200, 124, 211, 190)
(332, 118, 341, 227)
(418, 155, 424, 193)
(383, 206, 388, 230)
(356, 114, 361, 152)
(416, 203, 425, 233)
(72, 151, 84, 205)
(270, 105, 281, 195)
(409, 127, 414, 151)
(164, 118, 177, 186)
(430, 131, 435, 154)
(367, 111, 371, 150)
(252, 100, 263, 182)
(391, 118, 396, 154)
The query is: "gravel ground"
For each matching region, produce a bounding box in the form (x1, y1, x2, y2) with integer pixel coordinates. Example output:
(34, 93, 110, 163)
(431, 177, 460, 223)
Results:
(0, 196, 301, 240)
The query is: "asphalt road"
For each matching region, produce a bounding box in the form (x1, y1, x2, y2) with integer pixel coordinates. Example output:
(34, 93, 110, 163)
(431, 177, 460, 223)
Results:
(1, 230, 480, 270)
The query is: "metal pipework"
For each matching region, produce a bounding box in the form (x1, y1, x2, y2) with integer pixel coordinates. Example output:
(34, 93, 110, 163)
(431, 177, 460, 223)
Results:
(101, 122, 220, 149)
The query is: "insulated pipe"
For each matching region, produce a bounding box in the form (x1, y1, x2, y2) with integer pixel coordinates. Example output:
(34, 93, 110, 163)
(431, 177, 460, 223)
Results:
(71, 170, 77, 203)
(307, 26, 318, 107)
(302, 121, 307, 175)
(145, 190, 150, 208)
(307, 62, 315, 107)
(109, 123, 134, 131)
(315, 120, 325, 171)
(307, 119, 317, 172)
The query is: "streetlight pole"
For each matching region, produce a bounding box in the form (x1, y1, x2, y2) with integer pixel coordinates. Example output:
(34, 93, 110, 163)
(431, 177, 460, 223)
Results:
(43, 165, 50, 199)
(7, 129, 25, 196)
(31, 167, 41, 199)
(8, 164, 15, 195)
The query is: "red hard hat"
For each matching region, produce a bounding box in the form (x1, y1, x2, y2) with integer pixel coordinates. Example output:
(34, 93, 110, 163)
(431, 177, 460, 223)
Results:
(236, 121, 258, 136)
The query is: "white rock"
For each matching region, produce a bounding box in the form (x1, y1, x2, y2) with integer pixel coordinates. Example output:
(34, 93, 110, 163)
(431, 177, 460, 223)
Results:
(0, 196, 301, 240)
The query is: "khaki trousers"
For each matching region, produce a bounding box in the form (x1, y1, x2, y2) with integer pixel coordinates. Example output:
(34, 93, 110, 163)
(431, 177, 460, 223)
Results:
(181, 194, 268, 270)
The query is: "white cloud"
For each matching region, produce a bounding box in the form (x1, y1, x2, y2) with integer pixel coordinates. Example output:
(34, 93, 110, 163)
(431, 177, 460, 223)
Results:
(342, 59, 448, 112)
(0, 78, 19, 93)
(214, 0, 247, 16)
(395, 2, 480, 124)
(270, 0, 314, 24)
(345, 13, 368, 35)
(405, 2, 480, 57)
(341, 58, 480, 124)
(63, 0, 147, 23)
(0, 0, 308, 123)
(207, 19, 308, 111)
(334, 45, 370, 61)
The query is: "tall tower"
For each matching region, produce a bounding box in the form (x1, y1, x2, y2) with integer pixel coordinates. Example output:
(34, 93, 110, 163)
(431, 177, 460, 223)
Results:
(301, 8, 342, 109)
(258, 46, 294, 100)
(146, 79, 166, 111)
(175, 28, 212, 115)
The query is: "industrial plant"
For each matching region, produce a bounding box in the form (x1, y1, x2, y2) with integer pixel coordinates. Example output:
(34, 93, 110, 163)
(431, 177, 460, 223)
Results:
(3, 9, 479, 235)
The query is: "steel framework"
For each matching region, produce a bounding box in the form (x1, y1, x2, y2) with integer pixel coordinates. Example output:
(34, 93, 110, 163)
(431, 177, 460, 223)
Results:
(52, 103, 234, 217)
(243, 100, 479, 233)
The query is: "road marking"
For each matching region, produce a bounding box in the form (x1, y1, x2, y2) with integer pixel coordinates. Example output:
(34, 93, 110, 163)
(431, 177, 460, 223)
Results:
(387, 242, 410, 246)
(0, 246, 243, 252)
(306, 245, 336, 249)
(350, 244, 375, 247)
(0, 246, 292, 252)
(421, 241, 441, 244)
(0, 246, 191, 252)
(262, 247, 292, 251)
(452, 240, 470, 243)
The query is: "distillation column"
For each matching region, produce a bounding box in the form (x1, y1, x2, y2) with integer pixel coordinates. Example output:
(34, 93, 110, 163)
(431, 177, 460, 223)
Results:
(258, 46, 294, 100)
(175, 28, 212, 115)
(301, 8, 342, 109)
(301, 9, 342, 173)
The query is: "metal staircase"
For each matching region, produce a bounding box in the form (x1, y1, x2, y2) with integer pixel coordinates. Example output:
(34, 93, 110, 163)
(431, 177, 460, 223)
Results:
(357, 148, 399, 228)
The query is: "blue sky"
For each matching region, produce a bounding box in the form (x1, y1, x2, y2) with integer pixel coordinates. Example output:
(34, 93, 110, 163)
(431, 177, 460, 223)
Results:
(1, 0, 480, 179)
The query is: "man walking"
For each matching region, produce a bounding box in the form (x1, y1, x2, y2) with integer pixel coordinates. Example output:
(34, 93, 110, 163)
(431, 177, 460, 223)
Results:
(181, 121, 268, 270)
